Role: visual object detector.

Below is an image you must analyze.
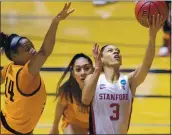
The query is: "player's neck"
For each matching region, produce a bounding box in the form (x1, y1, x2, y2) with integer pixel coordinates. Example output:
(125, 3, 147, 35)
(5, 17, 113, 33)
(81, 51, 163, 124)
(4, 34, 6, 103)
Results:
(103, 66, 120, 83)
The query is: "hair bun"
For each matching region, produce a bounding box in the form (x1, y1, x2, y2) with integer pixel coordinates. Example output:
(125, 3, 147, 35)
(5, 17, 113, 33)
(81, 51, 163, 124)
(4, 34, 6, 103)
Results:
(0, 32, 9, 49)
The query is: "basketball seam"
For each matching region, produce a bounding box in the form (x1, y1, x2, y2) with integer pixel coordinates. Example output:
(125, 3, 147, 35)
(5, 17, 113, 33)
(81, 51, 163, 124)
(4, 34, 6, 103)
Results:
(137, 1, 151, 20)
(148, 2, 151, 24)
(153, 2, 160, 14)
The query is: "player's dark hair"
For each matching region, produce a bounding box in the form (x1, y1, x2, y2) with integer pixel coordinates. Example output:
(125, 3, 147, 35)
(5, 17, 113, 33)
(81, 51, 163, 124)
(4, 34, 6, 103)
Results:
(56, 53, 93, 109)
(0, 32, 25, 61)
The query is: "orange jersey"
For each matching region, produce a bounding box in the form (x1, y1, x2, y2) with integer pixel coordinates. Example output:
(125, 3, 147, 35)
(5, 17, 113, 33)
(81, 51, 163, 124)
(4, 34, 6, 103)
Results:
(60, 94, 89, 130)
(1, 62, 46, 134)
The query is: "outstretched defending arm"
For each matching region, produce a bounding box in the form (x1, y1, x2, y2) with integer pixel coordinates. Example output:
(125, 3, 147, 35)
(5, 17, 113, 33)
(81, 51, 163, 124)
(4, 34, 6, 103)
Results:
(28, 2, 74, 76)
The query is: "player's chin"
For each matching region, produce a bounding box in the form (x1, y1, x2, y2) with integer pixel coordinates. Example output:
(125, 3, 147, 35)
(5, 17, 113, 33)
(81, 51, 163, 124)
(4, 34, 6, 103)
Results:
(112, 58, 120, 62)
(111, 61, 121, 66)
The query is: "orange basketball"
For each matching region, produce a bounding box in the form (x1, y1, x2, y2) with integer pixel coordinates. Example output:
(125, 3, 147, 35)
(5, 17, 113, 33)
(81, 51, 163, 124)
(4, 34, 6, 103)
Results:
(135, 1, 169, 27)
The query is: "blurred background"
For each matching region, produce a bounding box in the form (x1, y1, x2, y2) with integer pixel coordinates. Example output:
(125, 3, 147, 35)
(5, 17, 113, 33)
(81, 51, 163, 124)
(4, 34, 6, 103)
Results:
(1, 1, 170, 134)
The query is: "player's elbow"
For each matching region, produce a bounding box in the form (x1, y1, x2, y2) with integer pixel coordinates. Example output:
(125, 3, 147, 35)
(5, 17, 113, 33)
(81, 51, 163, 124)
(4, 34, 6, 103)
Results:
(81, 97, 91, 106)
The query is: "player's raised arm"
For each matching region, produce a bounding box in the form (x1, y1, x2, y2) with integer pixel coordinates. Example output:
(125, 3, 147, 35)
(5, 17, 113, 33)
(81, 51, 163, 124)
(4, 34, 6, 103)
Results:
(128, 14, 164, 95)
(28, 2, 74, 76)
(82, 43, 102, 105)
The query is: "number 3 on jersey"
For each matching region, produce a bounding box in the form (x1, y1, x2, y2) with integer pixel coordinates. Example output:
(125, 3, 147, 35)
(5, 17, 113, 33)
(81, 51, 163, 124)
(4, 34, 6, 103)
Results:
(5, 77, 14, 102)
(110, 103, 120, 120)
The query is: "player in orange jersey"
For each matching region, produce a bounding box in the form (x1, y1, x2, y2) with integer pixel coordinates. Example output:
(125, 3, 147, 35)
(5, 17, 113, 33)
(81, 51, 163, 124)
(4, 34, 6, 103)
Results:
(0, 2, 74, 134)
(49, 52, 98, 134)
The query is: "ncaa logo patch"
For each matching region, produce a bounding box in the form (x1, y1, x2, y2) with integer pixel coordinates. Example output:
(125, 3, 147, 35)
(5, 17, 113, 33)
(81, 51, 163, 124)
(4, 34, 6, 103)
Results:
(120, 79, 126, 85)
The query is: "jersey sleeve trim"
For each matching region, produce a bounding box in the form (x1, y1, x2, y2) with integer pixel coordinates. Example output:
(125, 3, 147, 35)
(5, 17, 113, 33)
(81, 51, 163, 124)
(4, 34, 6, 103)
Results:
(16, 68, 42, 97)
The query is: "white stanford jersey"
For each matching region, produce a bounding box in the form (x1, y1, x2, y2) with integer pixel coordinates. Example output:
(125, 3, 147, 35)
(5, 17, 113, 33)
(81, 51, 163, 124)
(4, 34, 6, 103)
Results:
(89, 73, 133, 135)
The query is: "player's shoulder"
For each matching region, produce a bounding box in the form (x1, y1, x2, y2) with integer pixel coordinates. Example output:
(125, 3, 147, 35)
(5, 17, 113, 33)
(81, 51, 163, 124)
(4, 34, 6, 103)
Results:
(15, 61, 31, 75)
(3, 62, 16, 72)
(10, 63, 24, 73)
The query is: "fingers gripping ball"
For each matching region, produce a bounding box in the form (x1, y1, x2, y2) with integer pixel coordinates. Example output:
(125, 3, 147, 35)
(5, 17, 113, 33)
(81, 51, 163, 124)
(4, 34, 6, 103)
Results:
(135, 1, 169, 27)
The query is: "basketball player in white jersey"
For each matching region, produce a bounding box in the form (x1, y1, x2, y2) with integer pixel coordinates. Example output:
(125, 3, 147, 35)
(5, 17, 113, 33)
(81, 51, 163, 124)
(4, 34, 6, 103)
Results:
(81, 14, 164, 134)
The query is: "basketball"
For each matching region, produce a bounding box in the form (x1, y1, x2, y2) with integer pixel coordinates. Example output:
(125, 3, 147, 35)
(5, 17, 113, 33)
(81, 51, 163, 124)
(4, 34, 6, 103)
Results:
(135, 1, 169, 27)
